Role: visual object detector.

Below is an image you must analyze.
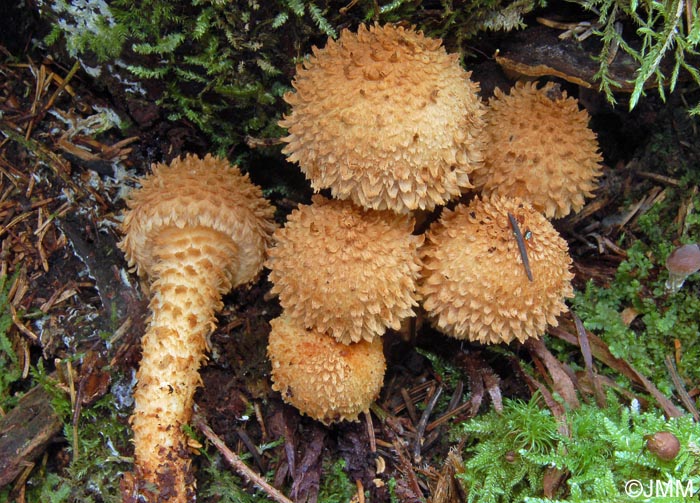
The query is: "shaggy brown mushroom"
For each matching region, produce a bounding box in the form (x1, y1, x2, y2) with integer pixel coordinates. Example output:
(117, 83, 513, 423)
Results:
(472, 81, 603, 219)
(119, 154, 275, 502)
(419, 195, 574, 344)
(266, 195, 423, 344)
(267, 315, 386, 424)
(279, 23, 486, 213)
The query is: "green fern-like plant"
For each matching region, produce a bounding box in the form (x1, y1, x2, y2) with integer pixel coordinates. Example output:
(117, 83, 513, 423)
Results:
(453, 394, 700, 503)
(571, 185, 700, 395)
(573, 0, 700, 111)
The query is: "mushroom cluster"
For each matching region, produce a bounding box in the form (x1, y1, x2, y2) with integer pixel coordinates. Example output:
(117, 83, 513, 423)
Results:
(119, 154, 275, 502)
(273, 23, 602, 423)
(265, 196, 422, 422)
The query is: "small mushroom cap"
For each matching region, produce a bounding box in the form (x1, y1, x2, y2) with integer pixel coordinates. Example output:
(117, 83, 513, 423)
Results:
(266, 195, 423, 344)
(665, 243, 700, 293)
(267, 315, 386, 425)
(419, 195, 574, 344)
(645, 431, 681, 461)
(472, 81, 603, 219)
(279, 24, 486, 213)
(665, 244, 700, 275)
(119, 154, 276, 287)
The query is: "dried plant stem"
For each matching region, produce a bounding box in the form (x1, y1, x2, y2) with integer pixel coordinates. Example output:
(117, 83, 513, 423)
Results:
(192, 412, 293, 503)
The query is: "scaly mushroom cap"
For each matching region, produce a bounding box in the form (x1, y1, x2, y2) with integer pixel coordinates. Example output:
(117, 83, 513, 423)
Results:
(120, 153, 276, 287)
(266, 195, 423, 344)
(279, 24, 486, 213)
(419, 195, 574, 344)
(472, 81, 603, 219)
(267, 315, 386, 425)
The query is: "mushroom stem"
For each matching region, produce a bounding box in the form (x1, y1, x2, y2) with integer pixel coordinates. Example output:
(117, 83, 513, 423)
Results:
(132, 226, 238, 500)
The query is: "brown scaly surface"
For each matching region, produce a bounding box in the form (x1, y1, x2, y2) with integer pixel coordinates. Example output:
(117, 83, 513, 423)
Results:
(419, 195, 574, 344)
(266, 195, 422, 344)
(472, 81, 603, 219)
(267, 314, 386, 425)
(119, 154, 275, 502)
(279, 23, 486, 213)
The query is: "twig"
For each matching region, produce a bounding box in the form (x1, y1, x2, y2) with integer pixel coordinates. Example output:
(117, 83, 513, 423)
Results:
(637, 170, 681, 187)
(400, 387, 419, 425)
(27, 60, 81, 139)
(507, 212, 533, 282)
(364, 410, 376, 454)
(426, 401, 472, 433)
(573, 314, 606, 408)
(193, 411, 293, 503)
(392, 438, 424, 499)
(664, 355, 700, 421)
(412, 384, 442, 463)
(355, 478, 365, 503)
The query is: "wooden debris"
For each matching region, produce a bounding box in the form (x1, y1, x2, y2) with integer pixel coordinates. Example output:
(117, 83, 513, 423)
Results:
(525, 338, 580, 409)
(0, 385, 62, 487)
(192, 412, 293, 503)
(550, 319, 683, 418)
(573, 314, 607, 408)
(494, 25, 685, 92)
(664, 355, 700, 421)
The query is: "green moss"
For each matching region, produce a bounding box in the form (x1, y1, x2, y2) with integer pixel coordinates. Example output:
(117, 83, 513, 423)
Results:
(0, 271, 23, 412)
(318, 458, 359, 503)
(571, 187, 700, 394)
(19, 362, 132, 503)
(452, 393, 700, 503)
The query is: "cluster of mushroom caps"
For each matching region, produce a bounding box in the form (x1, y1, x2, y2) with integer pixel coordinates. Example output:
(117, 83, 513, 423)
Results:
(268, 23, 603, 423)
(116, 21, 604, 502)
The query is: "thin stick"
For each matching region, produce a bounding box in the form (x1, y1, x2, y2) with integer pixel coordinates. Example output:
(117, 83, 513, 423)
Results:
(193, 412, 293, 503)
(412, 385, 442, 463)
(507, 212, 533, 282)
(364, 410, 376, 454)
(664, 355, 700, 421)
(573, 314, 606, 408)
(400, 387, 419, 425)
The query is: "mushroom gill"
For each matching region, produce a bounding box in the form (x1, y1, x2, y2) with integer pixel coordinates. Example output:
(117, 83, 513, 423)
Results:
(472, 80, 603, 219)
(419, 195, 574, 344)
(118, 154, 275, 502)
(266, 195, 423, 345)
(279, 23, 486, 213)
(267, 315, 386, 425)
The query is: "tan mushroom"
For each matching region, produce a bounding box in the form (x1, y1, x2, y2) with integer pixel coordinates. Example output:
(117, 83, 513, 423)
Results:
(472, 81, 603, 219)
(279, 23, 486, 213)
(266, 195, 423, 344)
(267, 315, 386, 425)
(419, 195, 574, 344)
(665, 243, 700, 293)
(119, 154, 275, 502)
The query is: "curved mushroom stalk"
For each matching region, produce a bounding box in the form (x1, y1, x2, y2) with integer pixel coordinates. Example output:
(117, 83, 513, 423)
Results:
(119, 154, 275, 503)
(131, 226, 238, 498)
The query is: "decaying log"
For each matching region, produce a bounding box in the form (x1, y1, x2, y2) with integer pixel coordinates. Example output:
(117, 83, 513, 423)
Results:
(0, 385, 62, 487)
